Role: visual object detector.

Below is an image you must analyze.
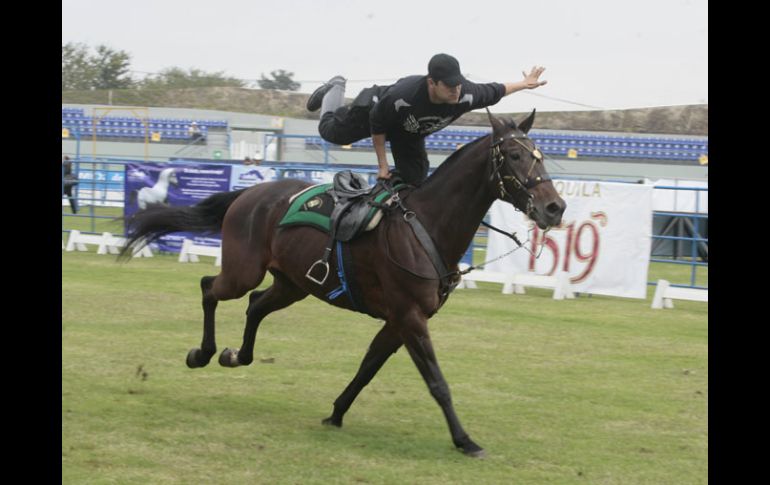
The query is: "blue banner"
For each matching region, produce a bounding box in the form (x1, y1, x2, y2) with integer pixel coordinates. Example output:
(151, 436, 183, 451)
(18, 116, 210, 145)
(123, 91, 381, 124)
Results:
(123, 162, 364, 253)
(124, 162, 232, 252)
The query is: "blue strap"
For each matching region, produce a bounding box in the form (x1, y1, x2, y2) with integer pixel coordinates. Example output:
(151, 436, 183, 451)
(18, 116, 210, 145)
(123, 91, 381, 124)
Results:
(326, 241, 363, 313)
(326, 241, 349, 300)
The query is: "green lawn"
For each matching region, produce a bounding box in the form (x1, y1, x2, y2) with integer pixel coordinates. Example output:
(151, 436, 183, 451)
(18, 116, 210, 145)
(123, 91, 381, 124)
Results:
(62, 251, 707, 484)
(62, 205, 124, 236)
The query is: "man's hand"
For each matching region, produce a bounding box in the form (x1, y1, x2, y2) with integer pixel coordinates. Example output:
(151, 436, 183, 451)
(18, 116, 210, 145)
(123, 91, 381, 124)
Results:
(377, 167, 392, 180)
(503, 66, 548, 96)
(521, 66, 547, 89)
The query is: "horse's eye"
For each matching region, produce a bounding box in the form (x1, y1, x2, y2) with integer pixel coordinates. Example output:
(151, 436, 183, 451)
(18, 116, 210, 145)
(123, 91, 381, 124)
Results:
(510, 152, 520, 160)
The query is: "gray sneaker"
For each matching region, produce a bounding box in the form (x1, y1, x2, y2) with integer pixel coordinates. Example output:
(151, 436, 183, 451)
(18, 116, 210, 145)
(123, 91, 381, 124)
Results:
(306, 76, 346, 111)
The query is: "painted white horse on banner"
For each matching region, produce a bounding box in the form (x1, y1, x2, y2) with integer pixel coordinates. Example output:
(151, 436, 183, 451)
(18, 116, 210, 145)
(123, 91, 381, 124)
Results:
(133, 167, 179, 209)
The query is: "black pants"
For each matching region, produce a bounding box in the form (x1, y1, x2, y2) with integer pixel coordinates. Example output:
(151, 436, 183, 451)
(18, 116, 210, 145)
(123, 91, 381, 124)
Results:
(319, 107, 429, 185)
(63, 182, 78, 214)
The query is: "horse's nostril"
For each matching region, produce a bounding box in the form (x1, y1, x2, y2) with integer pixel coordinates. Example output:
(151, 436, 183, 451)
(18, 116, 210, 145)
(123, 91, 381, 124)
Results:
(546, 202, 563, 215)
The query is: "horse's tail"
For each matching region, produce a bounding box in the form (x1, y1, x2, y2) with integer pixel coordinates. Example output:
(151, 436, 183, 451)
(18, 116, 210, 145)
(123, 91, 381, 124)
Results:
(119, 188, 248, 260)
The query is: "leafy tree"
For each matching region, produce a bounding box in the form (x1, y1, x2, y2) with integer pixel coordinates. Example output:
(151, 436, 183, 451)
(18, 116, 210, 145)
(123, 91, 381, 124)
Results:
(91, 45, 133, 89)
(138, 67, 246, 89)
(62, 42, 133, 90)
(257, 69, 300, 91)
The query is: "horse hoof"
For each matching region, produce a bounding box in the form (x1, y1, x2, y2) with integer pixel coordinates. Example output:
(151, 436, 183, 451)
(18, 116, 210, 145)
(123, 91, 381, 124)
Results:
(322, 416, 342, 427)
(464, 448, 486, 458)
(186, 348, 210, 368)
(458, 442, 486, 458)
(218, 348, 241, 367)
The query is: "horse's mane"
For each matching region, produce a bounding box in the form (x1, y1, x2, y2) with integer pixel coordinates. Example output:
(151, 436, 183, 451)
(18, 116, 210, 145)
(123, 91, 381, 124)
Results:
(421, 133, 490, 186)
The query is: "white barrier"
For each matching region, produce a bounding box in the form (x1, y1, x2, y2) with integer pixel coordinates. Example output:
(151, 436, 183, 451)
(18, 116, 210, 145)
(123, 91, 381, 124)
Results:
(178, 238, 221, 266)
(457, 264, 574, 300)
(64, 230, 153, 257)
(651, 279, 708, 309)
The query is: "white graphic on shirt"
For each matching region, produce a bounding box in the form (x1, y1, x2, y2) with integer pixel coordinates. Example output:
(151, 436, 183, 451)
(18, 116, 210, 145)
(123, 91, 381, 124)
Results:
(402, 115, 420, 133)
(415, 116, 454, 135)
(394, 99, 412, 112)
(458, 94, 473, 105)
(401, 115, 454, 135)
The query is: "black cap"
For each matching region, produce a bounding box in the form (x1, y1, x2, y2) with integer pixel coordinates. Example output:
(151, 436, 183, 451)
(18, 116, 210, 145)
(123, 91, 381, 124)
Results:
(428, 53, 466, 87)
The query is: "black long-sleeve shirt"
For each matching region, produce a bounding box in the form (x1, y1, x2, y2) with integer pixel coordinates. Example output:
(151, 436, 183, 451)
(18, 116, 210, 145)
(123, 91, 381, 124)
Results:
(369, 75, 506, 141)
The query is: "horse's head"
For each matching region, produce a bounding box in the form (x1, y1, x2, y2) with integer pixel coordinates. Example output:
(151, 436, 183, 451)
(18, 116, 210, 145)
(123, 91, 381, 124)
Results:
(160, 168, 179, 187)
(486, 109, 565, 229)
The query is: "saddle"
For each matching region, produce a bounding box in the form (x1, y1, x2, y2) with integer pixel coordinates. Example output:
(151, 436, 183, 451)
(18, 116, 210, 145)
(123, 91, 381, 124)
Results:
(329, 170, 380, 242)
(304, 170, 406, 284)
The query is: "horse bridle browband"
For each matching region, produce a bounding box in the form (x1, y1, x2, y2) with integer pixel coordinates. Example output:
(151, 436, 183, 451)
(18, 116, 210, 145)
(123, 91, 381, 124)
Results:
(489, 132, 550, 213)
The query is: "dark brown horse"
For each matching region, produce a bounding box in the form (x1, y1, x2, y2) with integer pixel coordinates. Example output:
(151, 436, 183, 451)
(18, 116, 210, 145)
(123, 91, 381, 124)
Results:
(121, 110, 566, 457)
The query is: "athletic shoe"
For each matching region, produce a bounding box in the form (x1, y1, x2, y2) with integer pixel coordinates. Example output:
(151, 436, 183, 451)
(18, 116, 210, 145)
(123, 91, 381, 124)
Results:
(306, 75, 346, 111)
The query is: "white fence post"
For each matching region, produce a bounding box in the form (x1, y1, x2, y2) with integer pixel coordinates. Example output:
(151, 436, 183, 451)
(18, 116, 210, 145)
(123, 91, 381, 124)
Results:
(651, 279, 708, 309)
(178, 238, 221, 266)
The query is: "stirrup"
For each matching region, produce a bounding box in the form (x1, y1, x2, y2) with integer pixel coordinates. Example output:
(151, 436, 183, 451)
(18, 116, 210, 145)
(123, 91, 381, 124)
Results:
(306, 259, 330, 285)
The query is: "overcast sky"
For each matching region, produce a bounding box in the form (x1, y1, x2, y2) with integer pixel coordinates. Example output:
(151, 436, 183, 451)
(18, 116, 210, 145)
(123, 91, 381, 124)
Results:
(62, 0, 707, 113)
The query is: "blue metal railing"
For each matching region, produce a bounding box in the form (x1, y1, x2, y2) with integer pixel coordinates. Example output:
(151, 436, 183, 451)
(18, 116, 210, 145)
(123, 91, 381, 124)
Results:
(649, 186, 708, 290)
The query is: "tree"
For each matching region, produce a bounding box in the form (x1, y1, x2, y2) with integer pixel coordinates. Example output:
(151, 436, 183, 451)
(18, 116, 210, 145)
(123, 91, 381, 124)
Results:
(257, 69, 300, 91)
(62, 42, 133, 90)
(91, 45, 133, 89)
(138, 67, 246, 89)
(62, 43, 95, 90)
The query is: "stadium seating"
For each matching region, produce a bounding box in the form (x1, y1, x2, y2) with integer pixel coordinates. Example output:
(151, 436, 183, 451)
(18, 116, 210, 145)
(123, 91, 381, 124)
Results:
(61, 108, 228, 142)
(304, 128, 708, 163)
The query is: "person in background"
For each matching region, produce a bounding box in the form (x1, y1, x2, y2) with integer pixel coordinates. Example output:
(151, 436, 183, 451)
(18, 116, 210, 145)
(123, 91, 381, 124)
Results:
(62, 155, 79, 214)
(188, 121, 203, 141)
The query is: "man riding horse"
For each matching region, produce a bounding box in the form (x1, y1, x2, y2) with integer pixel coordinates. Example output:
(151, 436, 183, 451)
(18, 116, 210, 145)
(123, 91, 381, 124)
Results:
(307, 53, 548, 185)
(121, 56, 564, 458)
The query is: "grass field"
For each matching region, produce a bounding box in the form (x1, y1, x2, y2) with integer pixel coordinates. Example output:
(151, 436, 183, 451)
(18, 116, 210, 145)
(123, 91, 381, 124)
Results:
(62, 250, 707, 484)
(62, 206, 123, 235)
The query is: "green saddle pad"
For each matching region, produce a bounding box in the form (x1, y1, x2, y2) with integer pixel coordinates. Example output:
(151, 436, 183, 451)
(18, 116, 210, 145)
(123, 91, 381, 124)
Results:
(279, 184, 335, 232)
(279, 183, 404, 234)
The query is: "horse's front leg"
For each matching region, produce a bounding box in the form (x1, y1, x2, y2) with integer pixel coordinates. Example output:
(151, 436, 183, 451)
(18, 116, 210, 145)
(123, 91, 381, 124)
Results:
(218, 271, 308, 367)
(399, 311, 485, 458)
(186, 275, 218, 368)
(323, 322, 402, 427)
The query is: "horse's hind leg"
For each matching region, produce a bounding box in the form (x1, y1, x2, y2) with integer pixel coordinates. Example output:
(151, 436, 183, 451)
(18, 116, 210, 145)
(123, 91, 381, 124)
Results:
(186, 275, 219, 368)
(322, 322, 402, 427)
(218, 271, 308, 367)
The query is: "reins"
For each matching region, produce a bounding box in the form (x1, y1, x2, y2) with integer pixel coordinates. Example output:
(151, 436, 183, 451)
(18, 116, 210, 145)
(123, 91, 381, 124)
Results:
(458, 223, 549, 276)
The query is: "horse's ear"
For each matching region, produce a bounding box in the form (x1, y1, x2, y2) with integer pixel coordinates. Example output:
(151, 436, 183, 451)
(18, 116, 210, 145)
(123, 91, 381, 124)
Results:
(486, 108, 507, 137)
(517, 109, 537, 134)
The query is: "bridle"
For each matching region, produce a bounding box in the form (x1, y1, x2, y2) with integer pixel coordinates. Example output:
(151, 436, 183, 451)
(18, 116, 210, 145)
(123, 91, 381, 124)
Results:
(489, 131, 550, 216)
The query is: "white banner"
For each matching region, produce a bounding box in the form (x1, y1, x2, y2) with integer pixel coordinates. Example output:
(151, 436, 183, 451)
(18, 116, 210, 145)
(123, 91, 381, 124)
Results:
(485, 181, 653, 299)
